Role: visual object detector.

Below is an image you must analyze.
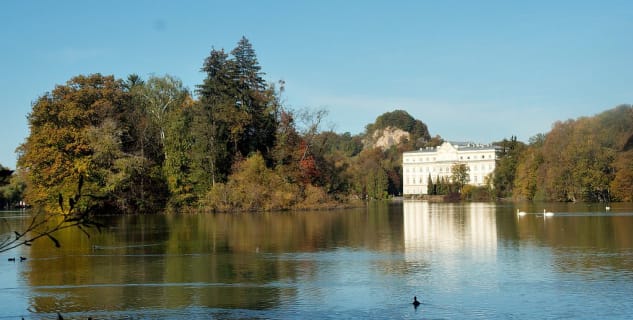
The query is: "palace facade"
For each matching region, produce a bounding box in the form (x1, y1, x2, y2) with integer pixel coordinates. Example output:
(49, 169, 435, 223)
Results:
(402, 141, 497, 195)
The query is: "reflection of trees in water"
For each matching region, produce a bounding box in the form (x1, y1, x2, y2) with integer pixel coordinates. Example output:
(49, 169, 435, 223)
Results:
(540, 215, 633, 277)
(24, 204, 405, 314)
(507, 202, 633, 277)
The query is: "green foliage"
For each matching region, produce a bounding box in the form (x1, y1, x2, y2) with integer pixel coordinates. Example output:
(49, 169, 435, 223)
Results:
(0, 166, 25, 209)
(493, 136, 526, 198)
(192, 38, 278, 200)
(17, 37, 442, 213)
(361, 110, 435, 197)
(0, 165, 12, 186)
(365, 110, 431, 144)
(130, 75, 194, 209)
(513, 105, 633, 202)
(17, 73, 190, 214)
(162, 97, 196, 208)
(436, 176, 449, 195)
(34, 37, 633, 214)
(313, 131, 363, 158)
(19, 74, 131, 213)
(451, 163, 470, 193)
(347, 148, 389, 200)
(138, 75, 189, 152)
(203, 153, 300, 211)
(0, 176, 103, 253)
(461, 185, 493, 201)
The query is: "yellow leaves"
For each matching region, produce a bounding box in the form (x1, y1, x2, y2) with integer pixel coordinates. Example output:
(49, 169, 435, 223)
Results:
(513, 105, 633, 201)
(22, 74, 130, 211)
(611, 150, 633, 201)
(203, 153, 324, 212)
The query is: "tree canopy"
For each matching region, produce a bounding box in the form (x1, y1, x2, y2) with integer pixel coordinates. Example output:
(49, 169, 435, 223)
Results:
(15, 37, 633, 213)
(365, 110, 431, 146)
(505, 105, 633, 202)
(19, 37, 407, 213)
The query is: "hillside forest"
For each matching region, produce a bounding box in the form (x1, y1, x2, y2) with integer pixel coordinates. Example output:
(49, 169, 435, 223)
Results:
(1, 37, 632, 213)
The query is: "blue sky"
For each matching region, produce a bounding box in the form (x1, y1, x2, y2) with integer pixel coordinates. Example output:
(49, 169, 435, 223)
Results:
(1, 1, 632, 169)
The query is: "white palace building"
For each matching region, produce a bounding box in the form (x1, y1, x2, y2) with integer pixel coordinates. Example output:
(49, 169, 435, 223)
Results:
(402, 141, 497, 195)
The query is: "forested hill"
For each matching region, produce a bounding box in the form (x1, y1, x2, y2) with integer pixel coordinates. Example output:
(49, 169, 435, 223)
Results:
(4, 36, 632, 212)
(10, 37, 438, 213)
(496, 105, 633, 202)
(361, 110, 436, 150)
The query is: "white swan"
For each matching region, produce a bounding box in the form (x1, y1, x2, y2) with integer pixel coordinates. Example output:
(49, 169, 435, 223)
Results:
(606, 206, 611, 211)
(517, 209, 526, 216)
(543, 209, 554, 217)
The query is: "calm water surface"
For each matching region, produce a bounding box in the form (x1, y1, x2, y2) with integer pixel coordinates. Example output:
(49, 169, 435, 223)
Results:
(1, 201, 633, 319)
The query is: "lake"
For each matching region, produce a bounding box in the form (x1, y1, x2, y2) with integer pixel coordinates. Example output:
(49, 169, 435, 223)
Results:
(1, 201, 633, 319)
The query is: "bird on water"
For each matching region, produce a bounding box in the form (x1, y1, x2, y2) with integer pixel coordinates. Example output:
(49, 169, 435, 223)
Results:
(412, 296, 421, 307)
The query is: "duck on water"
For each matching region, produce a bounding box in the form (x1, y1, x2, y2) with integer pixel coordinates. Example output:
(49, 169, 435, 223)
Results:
(412, 296, 421, 307)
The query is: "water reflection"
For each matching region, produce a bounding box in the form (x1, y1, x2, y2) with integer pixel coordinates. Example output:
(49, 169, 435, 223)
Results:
(3, 202, 633, 318)
(18, 206, 406, 316)
(403, 201, 497, 257)
(402, 201, 500, 296)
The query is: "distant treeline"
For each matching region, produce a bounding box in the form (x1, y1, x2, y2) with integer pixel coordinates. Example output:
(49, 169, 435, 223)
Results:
(494, 105, 633, 202)
(4, 37, 632, 213)
(10, 37, 431, 214)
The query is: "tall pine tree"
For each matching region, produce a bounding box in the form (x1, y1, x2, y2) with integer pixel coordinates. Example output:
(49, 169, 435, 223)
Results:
(193, 38, 278, 201)
(231, 37, 277, 160)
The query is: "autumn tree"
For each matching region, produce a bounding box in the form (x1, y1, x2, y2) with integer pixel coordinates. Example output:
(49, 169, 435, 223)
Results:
(512, 105, 633, 202)
(513, 137, 544, 200)
(204, 153, 299, 211)
(348, 148, 389, 200)
(193, 38, 278, 204)
(611, 150, 633, 201)
(451, 163, 470, 193)
(19, 74, 131, 213)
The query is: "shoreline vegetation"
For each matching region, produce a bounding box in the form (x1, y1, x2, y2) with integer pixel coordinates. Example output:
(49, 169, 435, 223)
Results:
(1, 37, 632, 214)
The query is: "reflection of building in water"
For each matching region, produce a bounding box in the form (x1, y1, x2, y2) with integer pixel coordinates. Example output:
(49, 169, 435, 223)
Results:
(403, 201, 497, 259)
